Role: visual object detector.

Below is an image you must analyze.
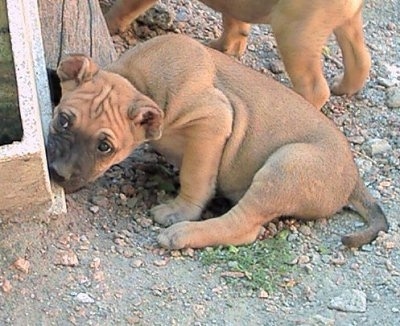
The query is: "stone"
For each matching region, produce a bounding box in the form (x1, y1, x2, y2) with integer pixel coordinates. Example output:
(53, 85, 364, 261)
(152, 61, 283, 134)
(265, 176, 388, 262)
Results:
(348, 135, 365, 144)
(297, 255, 311, 265)
(386, 22, 396, 31)
(131, 259, 144, 268)
(54, 249, 79, 267)
(328, 289, 367, 313)
(75, 292, 95, 304)
(311, 314, 335, 326)
(299, 225, 312, 236)
(366, 139, 392, 156)
(11, 258, 30, 274)
(259, 289, 269, 298)
(1, 279, 12, 293)
(176, 7, 191, 22)
(377, 77, 397, 88)
(269, 60, 285, 74)
(89, 205, 99, 214)
(386, 87, 400, 108)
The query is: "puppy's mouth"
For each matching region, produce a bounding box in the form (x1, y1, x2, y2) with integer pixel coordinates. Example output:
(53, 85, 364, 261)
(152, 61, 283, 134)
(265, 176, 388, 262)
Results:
(48, 164, 87, 193)
(47, 163, 89, 193)
(62, 184, 86, 194)
(48, 164, 67, 184)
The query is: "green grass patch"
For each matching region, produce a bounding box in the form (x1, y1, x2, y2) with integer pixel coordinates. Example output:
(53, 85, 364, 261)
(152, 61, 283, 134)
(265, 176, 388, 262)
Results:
(316, 243, 331, 256)
(199, 230, 297, 292)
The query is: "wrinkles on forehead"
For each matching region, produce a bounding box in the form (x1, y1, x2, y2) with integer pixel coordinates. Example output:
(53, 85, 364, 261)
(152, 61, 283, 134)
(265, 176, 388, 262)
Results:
(60, 81, 130, 124)
(60, 83, 114, 119)
(60, 85, 132, 142)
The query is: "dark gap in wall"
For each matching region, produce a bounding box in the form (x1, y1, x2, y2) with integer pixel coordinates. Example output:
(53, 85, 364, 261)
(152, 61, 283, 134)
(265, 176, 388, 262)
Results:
(0, 0, 23, 146)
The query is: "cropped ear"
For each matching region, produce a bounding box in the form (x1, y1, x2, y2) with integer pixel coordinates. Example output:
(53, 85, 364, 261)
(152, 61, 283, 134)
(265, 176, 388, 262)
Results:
(56, 54, 99, 91)
(128, 101, 164, 141)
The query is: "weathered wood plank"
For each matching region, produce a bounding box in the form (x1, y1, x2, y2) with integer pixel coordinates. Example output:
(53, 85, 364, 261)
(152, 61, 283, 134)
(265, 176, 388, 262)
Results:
(38, 0, 117, 69)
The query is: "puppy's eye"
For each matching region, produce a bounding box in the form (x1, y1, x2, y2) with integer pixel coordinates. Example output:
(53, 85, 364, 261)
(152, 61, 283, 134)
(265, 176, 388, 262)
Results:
(58, 113, 70, 130)
(98, 141, 112, 153)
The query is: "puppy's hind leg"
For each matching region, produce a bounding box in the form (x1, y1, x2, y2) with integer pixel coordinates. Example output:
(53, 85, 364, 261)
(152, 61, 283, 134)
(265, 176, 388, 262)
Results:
(331, 8, 371, 96)
(157, 200, 269, 250)
(158, 143, 347, 249)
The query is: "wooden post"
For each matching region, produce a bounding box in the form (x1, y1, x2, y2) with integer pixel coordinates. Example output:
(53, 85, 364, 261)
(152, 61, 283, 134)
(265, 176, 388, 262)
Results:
(38, 0, 117, 69)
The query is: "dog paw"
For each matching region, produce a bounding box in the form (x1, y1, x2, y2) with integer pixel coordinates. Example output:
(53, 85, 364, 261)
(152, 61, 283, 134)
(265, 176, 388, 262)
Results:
(207, 38, 246, 58)
(330, 74, 347, 95)
(150, 199, 202, 227)
(331, 73, 361, 96)
(157, 222, 192, 249)
(151, 204, 181, 226)
(104, 18, 122, 35)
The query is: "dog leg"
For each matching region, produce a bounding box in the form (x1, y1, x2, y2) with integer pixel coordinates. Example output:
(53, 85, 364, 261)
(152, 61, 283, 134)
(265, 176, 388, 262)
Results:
(158, 208, 265, 250)
(158, 143, 352, 249)
(151, 136, 225, 226)
(271, 20, 330, 109)
(208, 13, 251, 58)
(105, 0, 157, 34)
(331, 9, 371, 96)
(157, 171, 278, 249)
(151, 104, 232, 227)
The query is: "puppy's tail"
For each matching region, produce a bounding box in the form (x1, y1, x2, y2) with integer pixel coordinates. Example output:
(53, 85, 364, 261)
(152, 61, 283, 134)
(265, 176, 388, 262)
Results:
(341, 178, 389, 248)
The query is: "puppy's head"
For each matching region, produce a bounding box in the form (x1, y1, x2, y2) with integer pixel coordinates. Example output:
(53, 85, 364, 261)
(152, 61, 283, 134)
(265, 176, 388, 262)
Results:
(46, 54, 164, 193)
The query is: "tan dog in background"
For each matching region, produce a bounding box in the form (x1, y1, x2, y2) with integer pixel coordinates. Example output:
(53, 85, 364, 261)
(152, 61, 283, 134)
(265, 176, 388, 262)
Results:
(104, 0, 371, 109)
(46, 35, 387, 249)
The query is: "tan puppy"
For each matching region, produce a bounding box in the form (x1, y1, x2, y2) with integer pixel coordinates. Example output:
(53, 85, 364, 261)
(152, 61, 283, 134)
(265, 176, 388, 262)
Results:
(46, 35, 387, 249)
(104, 0, 371, 109)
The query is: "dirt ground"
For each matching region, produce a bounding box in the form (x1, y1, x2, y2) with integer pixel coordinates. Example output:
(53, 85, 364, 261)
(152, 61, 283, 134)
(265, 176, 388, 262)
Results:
(1, 0, 399, 325)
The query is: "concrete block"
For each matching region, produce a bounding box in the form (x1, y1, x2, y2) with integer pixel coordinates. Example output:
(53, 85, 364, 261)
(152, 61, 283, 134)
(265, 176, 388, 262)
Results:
(0, 0, 65, 219)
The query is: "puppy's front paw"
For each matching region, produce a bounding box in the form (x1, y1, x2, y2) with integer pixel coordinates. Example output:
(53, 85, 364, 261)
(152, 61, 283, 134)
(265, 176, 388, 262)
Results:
(150, 198, 202, 227)
(104, 14, 129, 35)
(157, 222, 192, 249)
(331, 73, 362, 96)
(330, 73, 346, 95)
(207, 38, 246, 58)
(150, 204, 182, 226)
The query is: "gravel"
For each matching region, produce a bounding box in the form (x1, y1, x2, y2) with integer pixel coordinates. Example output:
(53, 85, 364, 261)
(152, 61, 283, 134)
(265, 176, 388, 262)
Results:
(1, 0, 399, 325)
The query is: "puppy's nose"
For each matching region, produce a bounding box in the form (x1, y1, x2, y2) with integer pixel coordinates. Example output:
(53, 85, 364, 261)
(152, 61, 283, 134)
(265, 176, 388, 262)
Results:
(48, 163, 72, 183)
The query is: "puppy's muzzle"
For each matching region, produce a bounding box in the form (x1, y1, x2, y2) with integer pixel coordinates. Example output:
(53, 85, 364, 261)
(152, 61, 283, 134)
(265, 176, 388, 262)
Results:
(48, 163, 71, 183)
(46, 134, 83, 190)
